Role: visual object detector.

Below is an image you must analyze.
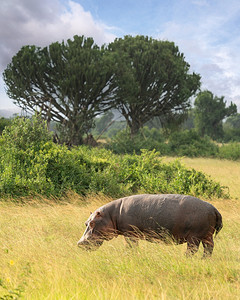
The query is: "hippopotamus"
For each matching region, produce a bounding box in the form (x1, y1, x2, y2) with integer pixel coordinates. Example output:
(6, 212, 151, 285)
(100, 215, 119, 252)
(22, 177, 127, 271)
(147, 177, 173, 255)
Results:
(77, 194, 223, 257)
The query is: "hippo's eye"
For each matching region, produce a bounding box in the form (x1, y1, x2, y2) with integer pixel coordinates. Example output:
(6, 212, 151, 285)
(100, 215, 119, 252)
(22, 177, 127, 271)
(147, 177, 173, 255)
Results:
(89, 221, 95, 228)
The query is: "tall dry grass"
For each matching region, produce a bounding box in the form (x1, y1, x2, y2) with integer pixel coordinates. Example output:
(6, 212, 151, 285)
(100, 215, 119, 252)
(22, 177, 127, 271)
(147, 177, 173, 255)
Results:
(0, 158, 240, 299)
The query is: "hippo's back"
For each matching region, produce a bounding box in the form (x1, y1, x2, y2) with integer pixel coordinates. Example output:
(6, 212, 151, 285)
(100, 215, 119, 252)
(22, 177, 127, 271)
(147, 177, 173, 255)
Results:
(117, 194, 219, 234)
(119, 193, 215, 216)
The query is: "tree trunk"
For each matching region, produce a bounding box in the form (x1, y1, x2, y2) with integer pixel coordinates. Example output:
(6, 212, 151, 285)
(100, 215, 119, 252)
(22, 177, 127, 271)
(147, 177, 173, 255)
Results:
(129, 119, 141, 139)
(70, 122, 84, 146)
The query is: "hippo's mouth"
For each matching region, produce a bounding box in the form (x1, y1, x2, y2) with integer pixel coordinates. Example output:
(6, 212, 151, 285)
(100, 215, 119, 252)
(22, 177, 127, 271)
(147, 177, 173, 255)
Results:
(78, 240, 103, 251)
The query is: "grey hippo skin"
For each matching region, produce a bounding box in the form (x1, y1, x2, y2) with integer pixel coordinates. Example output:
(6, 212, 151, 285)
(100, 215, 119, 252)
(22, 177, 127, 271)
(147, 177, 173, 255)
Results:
(77, 194, 223, 257)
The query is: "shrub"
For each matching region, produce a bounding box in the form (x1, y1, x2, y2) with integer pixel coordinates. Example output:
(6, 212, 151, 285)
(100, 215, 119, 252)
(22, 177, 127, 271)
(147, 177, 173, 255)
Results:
(218, 142, 240, 160)
(0, 116, 228, 199)
(223, 128, 240, 142)
(106, 127, 169, 155)
(106, 128, 220, 158)
(168, 130, 218, 157)
(110, 150, 228, 199)
(0, 114, 53, 196)
(0, 117, 12, 134)
(1, 113, 52, 153)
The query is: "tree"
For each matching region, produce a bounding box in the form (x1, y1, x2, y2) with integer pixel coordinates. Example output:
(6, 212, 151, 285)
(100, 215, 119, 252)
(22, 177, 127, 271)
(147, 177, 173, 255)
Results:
(194, 90, 237, 140)
(181, 109, 195, 130)
(108, 35, 201, 137)
(1, 113, 51, 152)
(3, 35, 115, 145)
(0, 117, 12, 134)
(223, 113, 240, 142)
(224, 113, 240, 129)
(94, 111, 114, 135)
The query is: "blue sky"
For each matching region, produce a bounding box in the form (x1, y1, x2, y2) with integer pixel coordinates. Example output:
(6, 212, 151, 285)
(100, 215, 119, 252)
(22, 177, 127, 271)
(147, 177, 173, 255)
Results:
(0, 0, 240, 112)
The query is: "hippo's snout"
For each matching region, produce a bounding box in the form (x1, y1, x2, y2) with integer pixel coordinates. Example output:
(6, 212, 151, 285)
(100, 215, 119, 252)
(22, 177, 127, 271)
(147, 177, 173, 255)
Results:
(78, 209, 114, 251)
(77, 235, 91, 246)
(77, 237, 103, 250)
(77, 239, 93, 251)
(77, 239, 89, 247)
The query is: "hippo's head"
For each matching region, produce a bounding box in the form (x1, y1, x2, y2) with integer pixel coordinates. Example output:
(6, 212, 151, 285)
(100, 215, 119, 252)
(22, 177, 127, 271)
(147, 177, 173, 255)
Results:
(77, 210, 116, 250)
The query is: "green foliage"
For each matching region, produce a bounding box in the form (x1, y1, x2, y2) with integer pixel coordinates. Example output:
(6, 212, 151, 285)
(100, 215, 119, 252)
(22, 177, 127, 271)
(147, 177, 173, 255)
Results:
(168, 130, 218, 157)
(104, 124, 239, 161)
(108, 150, 227, 198)
(163, 161, 226, 198)
(223, 114, 240, 142)
(0, 115, 228, 198)
(181, 109, 195, 130)
(1, 114, 51, 151)
(194, 90, 237, 140)
(0, 115, 114, 196)
(224, 113, 240, 129)
(218, 143, 240, 160)
(108, 35, 201, 136)
(0, 114, 52, 196)
(3, 35, 115, 145)
(101, 120, 127, 138)
(106, 127, 169, 155)
(93, 111, 114, 135)
(223, 128, 240, 142)
(106, 128, 219, 158)
(0, 118, 12, 134)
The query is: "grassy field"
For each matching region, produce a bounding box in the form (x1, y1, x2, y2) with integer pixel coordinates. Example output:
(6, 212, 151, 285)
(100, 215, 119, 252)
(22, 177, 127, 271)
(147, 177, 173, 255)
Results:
(0, 158, 240, 299)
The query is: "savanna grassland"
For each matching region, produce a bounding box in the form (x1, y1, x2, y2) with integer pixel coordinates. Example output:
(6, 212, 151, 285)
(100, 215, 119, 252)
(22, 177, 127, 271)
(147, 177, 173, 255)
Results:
(0, 158, 240, 300)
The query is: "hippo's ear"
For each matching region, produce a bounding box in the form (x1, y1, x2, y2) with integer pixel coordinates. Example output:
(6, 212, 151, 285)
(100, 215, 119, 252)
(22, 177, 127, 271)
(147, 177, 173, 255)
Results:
(90, 212, 92, 215)
(96, 211, 101, 218)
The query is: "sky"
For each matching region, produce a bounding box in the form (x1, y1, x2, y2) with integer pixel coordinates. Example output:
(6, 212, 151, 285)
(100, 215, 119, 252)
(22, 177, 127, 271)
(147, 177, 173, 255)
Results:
(0, 0, 240, 113)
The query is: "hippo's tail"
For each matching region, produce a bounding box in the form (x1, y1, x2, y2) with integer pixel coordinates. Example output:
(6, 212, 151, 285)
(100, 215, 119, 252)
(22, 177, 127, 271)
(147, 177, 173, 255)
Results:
(214, 209, 223, 237)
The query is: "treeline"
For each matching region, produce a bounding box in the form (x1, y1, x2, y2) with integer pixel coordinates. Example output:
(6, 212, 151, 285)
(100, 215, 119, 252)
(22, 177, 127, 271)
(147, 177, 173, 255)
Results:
(90, 88, 240, 160)
(2, 34, 239, 162)
(0, 115, 228, 199)
(105, 126, 240, 160)
(3, 35, 201, 145)
(91, 109, 240, 161)
(93, 89, 240, 143)
(3, 34, 239, 150)
(1, 113, 240, 161)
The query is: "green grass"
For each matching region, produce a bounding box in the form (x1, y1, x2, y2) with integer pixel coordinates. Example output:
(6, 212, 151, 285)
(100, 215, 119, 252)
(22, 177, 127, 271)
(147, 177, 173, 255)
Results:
(1, 158, 240, 299)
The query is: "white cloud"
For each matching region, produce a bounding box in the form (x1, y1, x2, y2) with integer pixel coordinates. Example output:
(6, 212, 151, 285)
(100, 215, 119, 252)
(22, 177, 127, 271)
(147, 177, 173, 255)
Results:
(0, 0, 115, 72)
(1, 0, 240, 111)
(0, 0, 116, 109)
(156, 3, 240, 109)
(60, 1, 115, 43)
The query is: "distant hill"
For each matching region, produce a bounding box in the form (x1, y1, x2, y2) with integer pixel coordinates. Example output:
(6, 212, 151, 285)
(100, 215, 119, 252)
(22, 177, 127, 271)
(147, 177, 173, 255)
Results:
(0, 108, 21, 118)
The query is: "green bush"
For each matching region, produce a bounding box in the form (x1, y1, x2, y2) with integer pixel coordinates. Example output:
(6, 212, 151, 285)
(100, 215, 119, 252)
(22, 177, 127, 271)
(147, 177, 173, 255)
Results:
(106, 128, 220, 158)
(106, 127, 169, 155)
(223, 128, 240, 142)
(1, 114, 52, 151)
(0, 114, 53, 196)
(109, 150, 227, 198)
(168, 130, 218, 157)
(0, 117, 12, 134)
(0, 116, 228, 198)
(218, 142, 240, 160)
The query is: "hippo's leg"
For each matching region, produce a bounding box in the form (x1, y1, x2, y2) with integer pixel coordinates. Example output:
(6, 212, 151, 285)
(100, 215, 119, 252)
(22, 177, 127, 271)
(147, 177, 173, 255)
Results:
(202, 235, 214, 258)
(186, 238, 200, 257)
